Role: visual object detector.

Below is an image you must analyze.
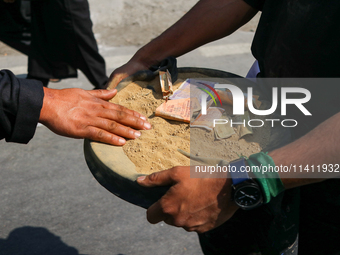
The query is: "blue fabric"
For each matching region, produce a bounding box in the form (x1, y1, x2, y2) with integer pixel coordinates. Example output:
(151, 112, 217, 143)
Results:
(229, 158, 250, 185)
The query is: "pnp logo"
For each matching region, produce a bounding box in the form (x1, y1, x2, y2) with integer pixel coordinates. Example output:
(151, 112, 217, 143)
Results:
(198, 82, 223, 113)
(200, 84, 312, 116)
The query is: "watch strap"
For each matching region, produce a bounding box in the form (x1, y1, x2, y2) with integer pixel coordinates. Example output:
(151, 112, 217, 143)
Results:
(229, 158, 249, 185)
(247, 152, 285, 204)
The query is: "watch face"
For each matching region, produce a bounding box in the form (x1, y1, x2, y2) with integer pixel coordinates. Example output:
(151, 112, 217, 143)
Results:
(234, 184, 262, 209)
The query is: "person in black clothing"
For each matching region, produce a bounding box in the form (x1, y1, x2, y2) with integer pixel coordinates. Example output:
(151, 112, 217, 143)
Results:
(0, 69, 151, 145)
(109, 0, 340, 254)
(28, 0, 108, 88)
(0, 0, 108, 89)
(0, 0, 31, 56)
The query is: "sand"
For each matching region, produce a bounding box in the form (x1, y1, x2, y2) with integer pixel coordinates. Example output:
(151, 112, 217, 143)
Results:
(110, 73, 271, 175)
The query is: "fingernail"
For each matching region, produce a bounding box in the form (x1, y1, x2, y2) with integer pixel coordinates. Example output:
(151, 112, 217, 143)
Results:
(144, 122, 152, 130)
(137, 176, 146, 181)
(119, 138, 126, 145)
(140, 116, 147, 121)
(135, 131, 141, 138)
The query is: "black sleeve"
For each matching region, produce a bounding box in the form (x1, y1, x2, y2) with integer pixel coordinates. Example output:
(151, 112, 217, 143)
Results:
(243, 0, 265, 11)
(0, 69, 44, 144)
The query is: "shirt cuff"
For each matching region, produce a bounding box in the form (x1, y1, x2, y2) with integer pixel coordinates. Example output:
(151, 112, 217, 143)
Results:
(7, 78, 44, 143)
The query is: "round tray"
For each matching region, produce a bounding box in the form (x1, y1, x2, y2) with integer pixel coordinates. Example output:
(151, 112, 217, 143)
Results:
(83, 67, 291, 209)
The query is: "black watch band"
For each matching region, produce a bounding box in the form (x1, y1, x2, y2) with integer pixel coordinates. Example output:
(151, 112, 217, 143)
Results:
(229, 158, 263, 210)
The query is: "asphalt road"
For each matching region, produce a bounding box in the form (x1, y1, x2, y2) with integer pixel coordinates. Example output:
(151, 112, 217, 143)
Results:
(0, 31, 255, 255)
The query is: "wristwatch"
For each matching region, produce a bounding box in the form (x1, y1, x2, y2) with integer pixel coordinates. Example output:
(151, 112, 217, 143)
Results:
(229, 158, 263, 210)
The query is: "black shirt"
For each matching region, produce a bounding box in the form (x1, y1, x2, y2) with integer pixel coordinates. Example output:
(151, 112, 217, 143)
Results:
(241, 1, 340, 254)
(0, 70, 43, 143)
(244, 0, 340, 77)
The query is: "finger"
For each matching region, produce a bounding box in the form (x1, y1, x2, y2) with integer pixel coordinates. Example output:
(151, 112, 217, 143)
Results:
(146, 201, 168, 224)
(107, 73, 128, 90)
(85, 126, 126, 145)
(137, 169, 175, 187)
(106, 77, 118, 90)
(195, 224, 215, 234)
(88, 89, 117, 101)
(183, 226, 199, 232)
(182, 219, 208, 232)
(93, 117, 142, 139)
(102, 102, 148, 121)
(99, 108, 151, 130)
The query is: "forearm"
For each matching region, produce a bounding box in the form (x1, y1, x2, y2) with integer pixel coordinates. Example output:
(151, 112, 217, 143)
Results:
(132, 0, 257, 67)
(269, 112, 340, 189)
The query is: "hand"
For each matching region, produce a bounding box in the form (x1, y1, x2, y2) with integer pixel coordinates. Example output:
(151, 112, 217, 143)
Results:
(137, 166, 239, 233)
(39, 88, 151, 145)
(107, 58, 150, 89)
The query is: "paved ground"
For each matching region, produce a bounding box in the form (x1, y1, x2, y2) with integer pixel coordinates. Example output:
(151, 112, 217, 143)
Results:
(0, 31, 255, 255)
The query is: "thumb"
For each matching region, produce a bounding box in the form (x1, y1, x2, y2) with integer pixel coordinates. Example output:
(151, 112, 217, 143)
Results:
(137, 169, 175, 187)
(107, 71, 129, 90)
(88, 89, 117, 101)
(107, 76, 121, 90)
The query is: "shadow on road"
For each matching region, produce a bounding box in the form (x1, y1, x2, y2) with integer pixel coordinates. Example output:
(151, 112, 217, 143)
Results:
(0, 226, 85, 255)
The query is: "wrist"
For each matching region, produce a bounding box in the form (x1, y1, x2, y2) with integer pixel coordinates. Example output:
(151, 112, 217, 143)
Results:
(132, 48, 159, 69)
(134, 43, 174, 69)
(229, 158, 264, 210)
(39, 87, 55, 125)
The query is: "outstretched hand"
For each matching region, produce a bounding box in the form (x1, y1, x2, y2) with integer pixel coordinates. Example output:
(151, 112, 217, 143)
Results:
(137, 166, 239, 233)
(39, 87, 151, 145)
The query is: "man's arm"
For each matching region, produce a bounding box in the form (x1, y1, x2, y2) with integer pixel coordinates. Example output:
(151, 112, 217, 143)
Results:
(0, 69, 151, 145)
(108, 0, 258, 88)
(270, 111, 340, 189)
